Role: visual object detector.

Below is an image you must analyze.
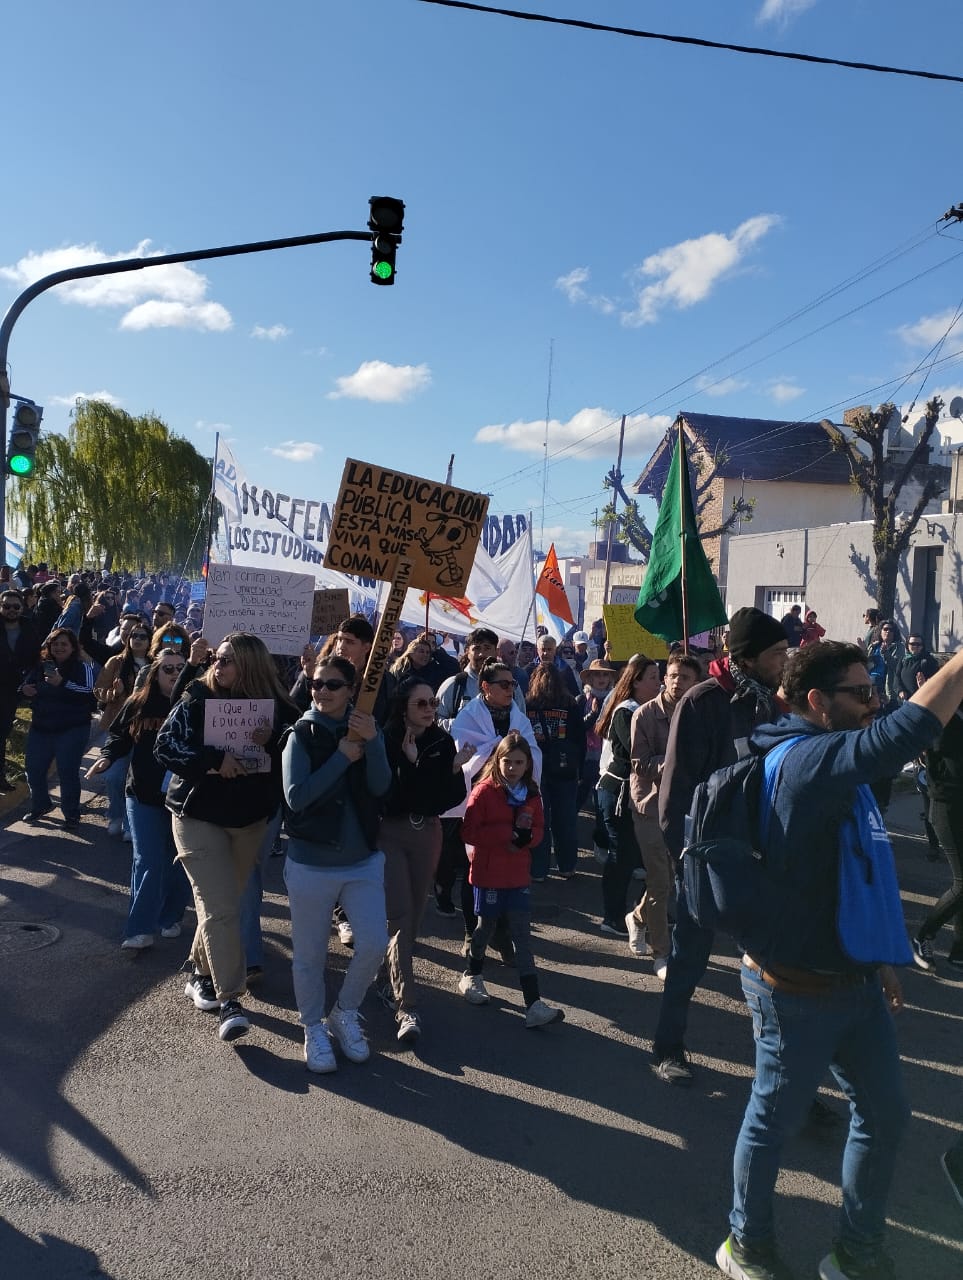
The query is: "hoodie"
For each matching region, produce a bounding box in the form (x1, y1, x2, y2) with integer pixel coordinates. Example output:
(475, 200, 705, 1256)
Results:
(748, 700, 940, 971)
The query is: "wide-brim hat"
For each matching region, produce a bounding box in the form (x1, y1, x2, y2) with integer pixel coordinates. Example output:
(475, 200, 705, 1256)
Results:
(580, 659, 618, 683)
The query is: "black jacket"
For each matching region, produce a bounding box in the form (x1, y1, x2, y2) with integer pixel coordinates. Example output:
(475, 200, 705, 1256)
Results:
(0, 618, 42, 698)
(100, 684, 174, 807)
(382, 721, 466, 817)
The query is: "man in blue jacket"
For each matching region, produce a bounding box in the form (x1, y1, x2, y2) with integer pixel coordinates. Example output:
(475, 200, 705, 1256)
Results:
(717, 640, 963, 1280)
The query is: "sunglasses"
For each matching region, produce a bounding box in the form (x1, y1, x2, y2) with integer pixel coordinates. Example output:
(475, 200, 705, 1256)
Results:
(214, 654, 235, 665)
(131, 633, 151, 640)
(312, 678, 349, 692)
(486, 679, 516, 690)
(826, 684, 879, 705)
(160, 663, 185, 675)
(161, 635, 185, 645)
(412, 696, 439, 709)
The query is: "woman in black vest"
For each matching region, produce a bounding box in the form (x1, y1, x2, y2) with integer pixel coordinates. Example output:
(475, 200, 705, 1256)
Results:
(282, 656, 391, 1074)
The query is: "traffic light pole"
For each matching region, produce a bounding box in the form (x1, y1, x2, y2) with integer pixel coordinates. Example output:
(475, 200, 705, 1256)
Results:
(0, 226, 373, 561)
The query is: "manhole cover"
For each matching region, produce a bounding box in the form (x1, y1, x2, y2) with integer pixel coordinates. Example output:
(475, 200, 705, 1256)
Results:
(0, 921, 61, 954)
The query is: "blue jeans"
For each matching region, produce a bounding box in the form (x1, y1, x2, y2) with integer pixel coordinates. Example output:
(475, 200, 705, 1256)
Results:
(239, 811, 282, 967)
(597, 786, 642, 923)
(530, 776, 579, 878)
(731, 963, 909, 1262)
(125, 796, 192, 938)
(25, 722, 90, 820)
(651, 876, 714, 1060)
(104, 755, 131, 828)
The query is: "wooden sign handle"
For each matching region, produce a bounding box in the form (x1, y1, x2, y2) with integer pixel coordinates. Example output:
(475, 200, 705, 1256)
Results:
(351, 558, 413, 727)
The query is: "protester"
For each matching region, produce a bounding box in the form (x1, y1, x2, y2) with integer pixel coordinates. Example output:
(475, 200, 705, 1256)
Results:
(0, 589, 41, 792)
(437, 627, 525, 725)
(799, 609, 826, 646)
(21, 628, 97, 828)
(627, 653, 701, 978)
(524, 633, 580, 698)
(94, 621, 154, 836)
(389, 633, 458, 694)
(866, 621, 905, 710)
(380, 677, 472, 1044)
(912, 702, 963, 972)
(155, 632, 296, 1045)
(716, 640, 963, 1280)
(596, 655, 661, 936)
(779, 604, 805, 648)
(281, 656, 391, 1073)
(88, 650, 191, 949)
(525, 662, 585, 880)
(653, 607, 789, 1084)
(458, 731, 563, 1027)
(896, 634, 938, 701)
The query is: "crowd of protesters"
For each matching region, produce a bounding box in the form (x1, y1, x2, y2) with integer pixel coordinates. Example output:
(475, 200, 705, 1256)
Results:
(2, 559, 962, 1274)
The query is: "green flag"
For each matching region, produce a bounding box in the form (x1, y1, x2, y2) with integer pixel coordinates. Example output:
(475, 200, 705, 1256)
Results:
(634, 428, 728, 642)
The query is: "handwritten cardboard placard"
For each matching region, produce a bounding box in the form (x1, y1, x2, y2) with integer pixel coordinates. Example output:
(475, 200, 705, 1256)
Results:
(324, 458, 489, 593)
(204, 698, 275, 774)
(311, 588, 350, 638)
(203, 563, 314, 655)
(602, 604, 670, 661)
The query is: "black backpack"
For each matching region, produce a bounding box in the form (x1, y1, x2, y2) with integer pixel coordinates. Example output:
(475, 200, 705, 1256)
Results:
(682, 736, 804, 939)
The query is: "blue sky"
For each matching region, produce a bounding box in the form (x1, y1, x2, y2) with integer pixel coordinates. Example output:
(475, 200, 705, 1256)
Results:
(3, 0, 963, 558)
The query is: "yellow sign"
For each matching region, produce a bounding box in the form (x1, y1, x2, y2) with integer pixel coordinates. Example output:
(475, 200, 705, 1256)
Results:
(324, 459, 489, 593)
(602, 604, 669, 661)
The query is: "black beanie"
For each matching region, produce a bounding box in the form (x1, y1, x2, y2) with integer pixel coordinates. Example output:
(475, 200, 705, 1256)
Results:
(727, 607, 788, 662)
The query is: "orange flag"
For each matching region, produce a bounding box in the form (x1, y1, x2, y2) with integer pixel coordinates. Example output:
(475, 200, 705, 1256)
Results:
(535, 544, 574, 624)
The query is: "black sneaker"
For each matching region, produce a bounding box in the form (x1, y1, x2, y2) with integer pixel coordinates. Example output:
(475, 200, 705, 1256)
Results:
(184, 972, 219, 1012)
(717, 1233, 795, 1280)
(912, 935, 935, 972)
(434, 886, 457, 917)
(654, 1052, 694, 1085)
(600, 918, 629, 936)
(24, 806, 54, 824)
(218, 999, 250, 1042)
(818, 1242, 895, 1279)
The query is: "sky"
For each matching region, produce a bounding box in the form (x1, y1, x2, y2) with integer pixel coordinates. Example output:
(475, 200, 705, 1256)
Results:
(3, 0, 963, 560)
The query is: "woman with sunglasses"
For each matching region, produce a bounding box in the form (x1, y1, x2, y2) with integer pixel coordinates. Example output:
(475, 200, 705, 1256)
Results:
(155, 632, 297, 1044)
(380, 677, 473, 1044)
(94, 623, 155, 836)
(282, 657, 391, 1073)
(87, 650, 191, 949)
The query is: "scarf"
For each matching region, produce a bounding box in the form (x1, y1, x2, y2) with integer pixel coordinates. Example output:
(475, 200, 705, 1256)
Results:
(503, 780, 529, 808)
(728, 656, 777, 722)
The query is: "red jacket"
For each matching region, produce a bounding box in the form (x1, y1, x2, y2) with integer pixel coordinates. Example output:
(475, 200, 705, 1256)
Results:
(461, 776, 544, 889)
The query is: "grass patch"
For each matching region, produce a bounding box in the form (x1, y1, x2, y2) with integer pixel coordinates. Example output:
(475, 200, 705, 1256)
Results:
(7, 708, 30, 781)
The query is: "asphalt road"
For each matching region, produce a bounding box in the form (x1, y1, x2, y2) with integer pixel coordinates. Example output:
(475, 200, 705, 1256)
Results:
(0, 772, 960, 1280)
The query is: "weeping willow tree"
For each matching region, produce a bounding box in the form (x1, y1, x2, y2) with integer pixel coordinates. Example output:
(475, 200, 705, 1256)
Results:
(7, 399, 211, 571)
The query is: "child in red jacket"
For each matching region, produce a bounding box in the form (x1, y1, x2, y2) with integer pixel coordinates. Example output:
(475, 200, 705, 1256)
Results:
(457, 731, 564, 1028)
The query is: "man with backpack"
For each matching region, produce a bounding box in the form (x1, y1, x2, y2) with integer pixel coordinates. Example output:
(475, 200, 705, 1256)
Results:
(436, 627, 525, 727)
(716, 640, 963, 1280)
(653, 607, 790, 1085)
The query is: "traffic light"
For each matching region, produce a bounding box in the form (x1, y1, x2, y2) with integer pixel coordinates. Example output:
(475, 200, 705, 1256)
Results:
(6, 401, 42, 477)
(368, 196, 405, 286)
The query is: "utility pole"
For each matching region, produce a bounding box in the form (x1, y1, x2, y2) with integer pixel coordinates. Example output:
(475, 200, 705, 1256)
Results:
(0, 205, 400, 556)
(602, 414, 626, 606)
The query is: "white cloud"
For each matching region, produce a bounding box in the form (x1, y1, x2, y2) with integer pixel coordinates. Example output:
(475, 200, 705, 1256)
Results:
(264, 440, 323, 462)
(758, 0, 818, 24)
(541, 524, 596, 556)
(696, 374, 749, 397)
(194, 419, 233, 435)
(474, 407, 672, 460)
(555, 267, 616, 314)
(49, 389, 122, 408)
(120, 300, 232, 332)
(621, 214, 781, 327)
(897, 310, 963, 349)
(327, 360, 431, 402)
(769, 380, 805, 403)
(251, 323, 291, 341)
(0, 240, 232, 332)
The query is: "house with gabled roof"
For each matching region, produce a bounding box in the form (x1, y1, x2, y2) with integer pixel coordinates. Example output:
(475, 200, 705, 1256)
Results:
(632, 409, 947, 592)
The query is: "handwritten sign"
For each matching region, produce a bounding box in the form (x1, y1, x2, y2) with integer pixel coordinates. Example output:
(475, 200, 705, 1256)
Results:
(204, 699, 275, 774)
(609, 585, 642, 606)
(203, 563, 314, 655)
(311, 588, 350, 638)
(324, 458, 489, 593)
(602, 604, 670, 661)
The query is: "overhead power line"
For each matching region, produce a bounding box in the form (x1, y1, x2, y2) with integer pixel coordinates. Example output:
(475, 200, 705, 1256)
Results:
(416, 1, 963, 85)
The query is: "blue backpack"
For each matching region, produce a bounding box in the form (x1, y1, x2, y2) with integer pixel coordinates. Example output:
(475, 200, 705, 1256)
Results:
(682, 737, 803, 939)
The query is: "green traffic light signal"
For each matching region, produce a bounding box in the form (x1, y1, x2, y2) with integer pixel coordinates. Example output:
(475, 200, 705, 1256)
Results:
(6, 401, 43, 477)
(8, 453, 33, 476)
(372, 260, 393, 281)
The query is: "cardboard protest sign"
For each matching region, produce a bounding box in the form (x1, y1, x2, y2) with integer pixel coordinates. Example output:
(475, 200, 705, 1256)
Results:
(602, 604, 670, 661)
(354, 559, 414, 719)
(311, 588, 350, 638)
(204, 699, 275, 774)
(203, 564, 314, 655)
(324, 459, 489, 593)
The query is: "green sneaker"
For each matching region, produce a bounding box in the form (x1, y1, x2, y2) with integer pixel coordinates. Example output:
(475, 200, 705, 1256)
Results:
(716, 1233, 794, 1280)
(818, 1245, 896, 1279)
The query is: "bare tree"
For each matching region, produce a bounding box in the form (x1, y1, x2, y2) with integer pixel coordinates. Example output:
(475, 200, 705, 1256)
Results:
(822, 397, 944, 619)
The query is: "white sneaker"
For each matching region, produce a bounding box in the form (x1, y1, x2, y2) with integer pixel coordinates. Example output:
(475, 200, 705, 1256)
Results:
(653, 955, 669, 983)
(304, 1023, 337, 1073)
(625, 911, 650, 957)
(160, 923, 182, 939)
(525, 999, 564, 1028)
(457, 972, 490, 1004)
(120, 934, 153, 950)
(326, 1004, 369, 1062)
(107, 819, 123, 837)
(336, 919, 354, 947)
